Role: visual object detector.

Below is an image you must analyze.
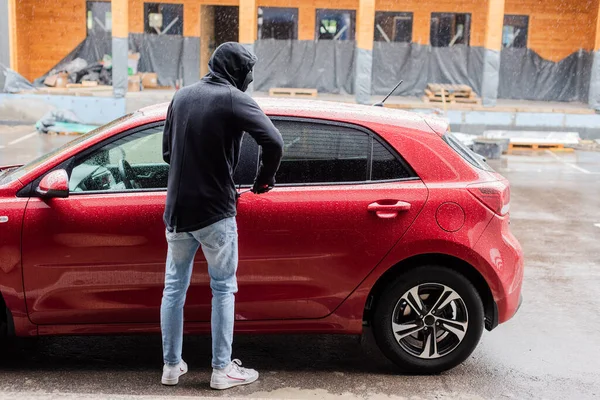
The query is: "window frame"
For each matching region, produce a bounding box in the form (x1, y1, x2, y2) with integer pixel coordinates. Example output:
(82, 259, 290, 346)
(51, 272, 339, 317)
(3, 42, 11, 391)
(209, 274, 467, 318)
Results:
(258, 7, 299, 40)
(86, 1, 112, 36)
(315, 9, 357, 41)
(502, 14, 529, 49)
(430, 12, 472, 47)
(67, 121, 168, 196)
(270, 116, 419, 187)
(143, 2, 184, 36)
(374, 11, 413, 43)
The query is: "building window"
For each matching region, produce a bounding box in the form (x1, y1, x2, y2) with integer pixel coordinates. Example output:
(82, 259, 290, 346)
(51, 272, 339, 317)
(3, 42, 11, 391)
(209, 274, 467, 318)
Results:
(503, 15, 529, 48)
(374, 12, 412, 43)
(144, 3, 183, 35)
(316, 9, 356, 40)
(87, 1, 112, 35)
(258, 7, 298, 40)
(430, 13, 471, 47)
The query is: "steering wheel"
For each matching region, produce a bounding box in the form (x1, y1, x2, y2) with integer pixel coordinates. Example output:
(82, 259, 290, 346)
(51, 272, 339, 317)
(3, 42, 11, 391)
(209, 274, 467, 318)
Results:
(118, 159, 139, 189)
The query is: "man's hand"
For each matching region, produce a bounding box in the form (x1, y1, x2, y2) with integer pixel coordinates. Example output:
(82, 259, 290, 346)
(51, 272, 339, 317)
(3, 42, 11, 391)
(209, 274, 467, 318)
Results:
(252, 182, 273, 194)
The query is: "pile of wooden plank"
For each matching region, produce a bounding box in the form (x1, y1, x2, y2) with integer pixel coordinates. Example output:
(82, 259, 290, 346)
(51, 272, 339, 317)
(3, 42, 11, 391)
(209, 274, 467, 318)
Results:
(423, 84, 481, 105)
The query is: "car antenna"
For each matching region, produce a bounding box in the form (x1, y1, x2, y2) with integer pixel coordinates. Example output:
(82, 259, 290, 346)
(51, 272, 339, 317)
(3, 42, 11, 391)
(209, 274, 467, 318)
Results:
(373, 80, 403, 107)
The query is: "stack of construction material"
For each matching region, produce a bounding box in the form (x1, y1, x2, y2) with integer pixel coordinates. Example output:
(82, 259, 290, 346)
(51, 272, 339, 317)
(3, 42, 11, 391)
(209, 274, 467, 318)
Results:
(423, 84, 481, 105)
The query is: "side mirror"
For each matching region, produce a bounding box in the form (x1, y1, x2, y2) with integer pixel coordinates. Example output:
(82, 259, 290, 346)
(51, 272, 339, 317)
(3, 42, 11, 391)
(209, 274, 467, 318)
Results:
(36, 169, 69, 199)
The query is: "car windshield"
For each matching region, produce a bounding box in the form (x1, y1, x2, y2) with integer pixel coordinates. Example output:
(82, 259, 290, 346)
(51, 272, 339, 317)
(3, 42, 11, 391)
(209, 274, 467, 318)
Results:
(0, 114, 135, 185)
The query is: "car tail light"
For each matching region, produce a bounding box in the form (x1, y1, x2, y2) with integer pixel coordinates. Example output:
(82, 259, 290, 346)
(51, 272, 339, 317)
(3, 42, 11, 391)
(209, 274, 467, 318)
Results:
(467, 180, 510, 216)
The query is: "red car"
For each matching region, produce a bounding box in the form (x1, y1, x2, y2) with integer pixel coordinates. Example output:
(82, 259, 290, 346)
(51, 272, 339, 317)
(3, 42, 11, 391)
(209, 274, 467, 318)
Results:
(0, 100, 523, 373)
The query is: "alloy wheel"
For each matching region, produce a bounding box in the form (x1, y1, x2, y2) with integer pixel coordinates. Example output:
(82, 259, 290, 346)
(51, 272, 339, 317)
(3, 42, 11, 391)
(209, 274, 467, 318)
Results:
(391, 283, 469, 359)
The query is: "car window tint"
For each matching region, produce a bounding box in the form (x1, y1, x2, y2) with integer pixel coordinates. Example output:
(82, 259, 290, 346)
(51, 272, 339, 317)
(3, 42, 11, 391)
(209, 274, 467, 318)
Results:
(371, 140, 413, 180)
(70, 125, 167, 192)
(233, 133, 259, 186)
(274, 121, 369, 184)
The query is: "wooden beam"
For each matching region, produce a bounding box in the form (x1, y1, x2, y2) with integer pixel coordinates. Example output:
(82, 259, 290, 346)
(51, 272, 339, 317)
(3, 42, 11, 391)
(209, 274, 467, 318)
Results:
(112, 0, 129, 38)
(200, 5, 215, 77)
(594, 0, 600, 51)
(239, 0, 257, 44)
(7, 0, 17, 71)
(299, 4, 315, 40)
(484, 0, 506, 51)
(184, 2, 201, 37)
(356, 0, 375, 50)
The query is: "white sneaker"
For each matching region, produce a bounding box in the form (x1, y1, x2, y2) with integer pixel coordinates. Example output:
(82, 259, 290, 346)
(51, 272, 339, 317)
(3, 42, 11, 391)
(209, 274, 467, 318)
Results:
(210, 359, 259, 390)
(161, 360, 188, 386)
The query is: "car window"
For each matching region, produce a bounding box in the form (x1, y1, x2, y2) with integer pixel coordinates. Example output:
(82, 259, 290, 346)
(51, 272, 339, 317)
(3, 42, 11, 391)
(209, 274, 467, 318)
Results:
(233, 134, 260, 187)
(274, 120, 369, 184)
(70, 125, 166, 192)
(371, 139, 414, 180)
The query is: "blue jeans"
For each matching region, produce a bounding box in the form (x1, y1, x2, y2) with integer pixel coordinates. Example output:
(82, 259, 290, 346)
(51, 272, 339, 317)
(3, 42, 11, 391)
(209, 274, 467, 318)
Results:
(161, 217, 238, 369)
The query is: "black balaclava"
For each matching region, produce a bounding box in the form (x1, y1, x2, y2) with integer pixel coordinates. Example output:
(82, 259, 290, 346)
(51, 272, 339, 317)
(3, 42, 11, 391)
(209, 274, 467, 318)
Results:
(207, 42, 257, 92)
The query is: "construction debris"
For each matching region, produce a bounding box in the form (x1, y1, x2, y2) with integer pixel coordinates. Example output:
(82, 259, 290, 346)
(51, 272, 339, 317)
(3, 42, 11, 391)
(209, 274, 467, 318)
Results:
(35, 109, 98, 135)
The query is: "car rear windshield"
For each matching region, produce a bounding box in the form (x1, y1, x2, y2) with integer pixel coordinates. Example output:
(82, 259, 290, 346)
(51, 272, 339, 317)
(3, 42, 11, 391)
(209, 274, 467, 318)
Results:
(443, 132, 494, 171)
(0, 113, 135, 185)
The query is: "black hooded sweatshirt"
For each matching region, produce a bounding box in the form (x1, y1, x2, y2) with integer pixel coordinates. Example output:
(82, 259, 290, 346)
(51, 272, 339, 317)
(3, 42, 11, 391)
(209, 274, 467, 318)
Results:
(162, 42, 284, 232)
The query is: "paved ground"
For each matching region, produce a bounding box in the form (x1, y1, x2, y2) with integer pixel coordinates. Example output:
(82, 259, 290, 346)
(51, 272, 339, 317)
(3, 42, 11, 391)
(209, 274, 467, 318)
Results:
(1, 128, 599, 399)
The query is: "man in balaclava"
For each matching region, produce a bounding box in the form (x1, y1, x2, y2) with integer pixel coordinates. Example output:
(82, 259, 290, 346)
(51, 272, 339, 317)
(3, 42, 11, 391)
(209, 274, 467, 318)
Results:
(160, 42, 283, 390)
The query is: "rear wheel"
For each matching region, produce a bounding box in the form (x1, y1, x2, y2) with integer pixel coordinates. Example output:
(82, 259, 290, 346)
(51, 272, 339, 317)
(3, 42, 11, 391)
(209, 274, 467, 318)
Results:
(372, 265, 484, 374)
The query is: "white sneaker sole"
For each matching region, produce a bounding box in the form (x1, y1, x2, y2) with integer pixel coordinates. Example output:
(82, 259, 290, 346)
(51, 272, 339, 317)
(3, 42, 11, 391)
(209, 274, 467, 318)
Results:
(210, 373, 259, 390)
(161, 365, 188, 386)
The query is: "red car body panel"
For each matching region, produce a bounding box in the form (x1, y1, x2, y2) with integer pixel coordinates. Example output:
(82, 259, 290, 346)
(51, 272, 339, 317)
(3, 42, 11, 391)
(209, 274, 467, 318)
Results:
(0, 99, 523, 337)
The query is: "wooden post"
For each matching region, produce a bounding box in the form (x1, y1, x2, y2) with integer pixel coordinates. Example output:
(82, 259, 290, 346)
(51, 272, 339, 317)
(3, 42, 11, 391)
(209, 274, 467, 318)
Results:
(239, 0, 257, 45)
(355, 0, 375, 104)
(7, 0, 17, 71)
(356, 0, 375, 52)
(481, 0, 505, 107)
(200, 5, 215, 77)
(112, 0, 129, 41)
(183, 3, 201, 86)
(112, 0, 129, 97)
(484, 0, 506, 53)
(299, 5, 315, 40)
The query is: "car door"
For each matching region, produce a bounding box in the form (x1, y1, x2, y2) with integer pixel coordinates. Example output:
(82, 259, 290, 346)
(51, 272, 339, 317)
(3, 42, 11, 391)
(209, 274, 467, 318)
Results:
(234, 118, 428, 320)
(21, 123, 262, 325)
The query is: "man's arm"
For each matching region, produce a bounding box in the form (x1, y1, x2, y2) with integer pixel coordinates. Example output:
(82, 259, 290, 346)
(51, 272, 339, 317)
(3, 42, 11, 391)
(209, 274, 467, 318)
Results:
(232, 92, 284, 188)
(162, 101, 174, 164)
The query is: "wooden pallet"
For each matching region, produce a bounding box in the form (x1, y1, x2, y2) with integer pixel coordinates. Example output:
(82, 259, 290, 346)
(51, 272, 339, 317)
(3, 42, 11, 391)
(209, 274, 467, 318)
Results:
(508, 143, 574, 152)
(427, 83, 473, 98)
(422, 94, 482, 105)
(269, 87, 318, 98)
(424, 83, 481, 105)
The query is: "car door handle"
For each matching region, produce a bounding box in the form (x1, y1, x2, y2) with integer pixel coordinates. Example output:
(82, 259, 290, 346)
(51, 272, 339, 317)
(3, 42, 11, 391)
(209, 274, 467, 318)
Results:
(367, 201, 412, 219)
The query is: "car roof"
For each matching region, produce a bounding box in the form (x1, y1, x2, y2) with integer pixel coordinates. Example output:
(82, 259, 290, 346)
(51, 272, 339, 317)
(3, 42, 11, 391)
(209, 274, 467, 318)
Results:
(137, 98, 446, 135)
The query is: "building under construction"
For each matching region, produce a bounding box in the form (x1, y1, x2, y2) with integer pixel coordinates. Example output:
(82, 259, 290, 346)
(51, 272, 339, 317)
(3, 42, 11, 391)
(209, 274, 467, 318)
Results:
(1, 0, 600, 109)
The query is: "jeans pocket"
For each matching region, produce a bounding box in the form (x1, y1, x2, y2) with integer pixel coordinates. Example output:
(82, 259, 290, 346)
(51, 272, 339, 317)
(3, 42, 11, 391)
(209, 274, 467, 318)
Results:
(166, 230, 188, 241)
(201, 219, 235, 250)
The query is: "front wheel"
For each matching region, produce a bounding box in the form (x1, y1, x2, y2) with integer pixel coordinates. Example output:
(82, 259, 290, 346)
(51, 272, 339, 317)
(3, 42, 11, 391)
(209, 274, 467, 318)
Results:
(372, 266, 484, 374)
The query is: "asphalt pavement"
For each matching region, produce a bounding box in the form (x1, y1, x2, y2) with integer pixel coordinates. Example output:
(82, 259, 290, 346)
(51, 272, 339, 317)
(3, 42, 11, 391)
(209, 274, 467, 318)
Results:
(1, 128, 599, 400)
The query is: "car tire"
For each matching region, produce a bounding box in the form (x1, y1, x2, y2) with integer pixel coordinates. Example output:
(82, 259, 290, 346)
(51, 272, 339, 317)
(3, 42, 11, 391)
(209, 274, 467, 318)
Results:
(372, 265, 484, 374)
